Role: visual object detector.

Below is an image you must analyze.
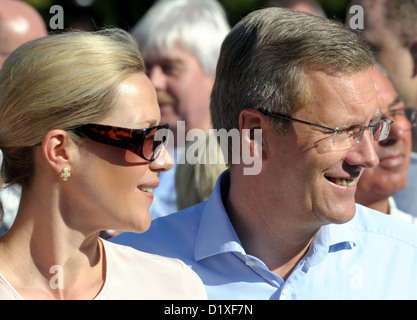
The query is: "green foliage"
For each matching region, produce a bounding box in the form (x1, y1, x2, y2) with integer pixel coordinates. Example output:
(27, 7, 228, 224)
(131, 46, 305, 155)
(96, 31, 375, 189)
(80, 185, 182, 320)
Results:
(220, 0, 265, 25)
(24, 0, 53, 10)
(316, 0, 351, 22)
(23, 0, 350, 31)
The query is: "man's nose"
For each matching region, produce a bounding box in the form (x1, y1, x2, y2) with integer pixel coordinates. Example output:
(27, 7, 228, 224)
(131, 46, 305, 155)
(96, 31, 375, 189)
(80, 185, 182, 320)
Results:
(345, 131, 379, 169)
(148, 65, 167, 90)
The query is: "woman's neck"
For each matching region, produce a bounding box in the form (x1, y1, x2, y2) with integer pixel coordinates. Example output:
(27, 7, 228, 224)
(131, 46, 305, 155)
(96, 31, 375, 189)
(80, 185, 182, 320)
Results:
(0, 188, 105, 299)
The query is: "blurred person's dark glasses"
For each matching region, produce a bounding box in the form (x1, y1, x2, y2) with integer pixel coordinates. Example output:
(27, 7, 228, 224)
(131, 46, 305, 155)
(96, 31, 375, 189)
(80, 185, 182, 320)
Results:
(72, 123, 169, 162)
(382, 106, 417, 130)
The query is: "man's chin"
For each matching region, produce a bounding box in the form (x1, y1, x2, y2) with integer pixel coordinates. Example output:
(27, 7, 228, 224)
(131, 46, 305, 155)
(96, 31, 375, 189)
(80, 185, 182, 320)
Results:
(158, 104, 178, 123)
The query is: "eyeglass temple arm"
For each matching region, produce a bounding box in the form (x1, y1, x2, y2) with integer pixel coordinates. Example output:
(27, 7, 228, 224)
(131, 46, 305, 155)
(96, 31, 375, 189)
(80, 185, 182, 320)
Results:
(256, 109, 338, 133)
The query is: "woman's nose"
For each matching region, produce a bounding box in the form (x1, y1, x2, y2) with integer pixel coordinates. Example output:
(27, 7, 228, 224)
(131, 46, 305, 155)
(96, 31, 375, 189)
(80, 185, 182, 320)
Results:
(150, 145, 174, 172)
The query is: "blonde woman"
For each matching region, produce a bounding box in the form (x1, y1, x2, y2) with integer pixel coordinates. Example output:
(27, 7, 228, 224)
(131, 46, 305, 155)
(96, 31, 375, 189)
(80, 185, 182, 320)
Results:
(0, 29, 206, 300)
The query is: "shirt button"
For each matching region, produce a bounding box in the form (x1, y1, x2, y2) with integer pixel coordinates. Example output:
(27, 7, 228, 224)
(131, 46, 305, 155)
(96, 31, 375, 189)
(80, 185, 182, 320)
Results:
(246, 259, 255, 267)
(281, 287, 288, 296)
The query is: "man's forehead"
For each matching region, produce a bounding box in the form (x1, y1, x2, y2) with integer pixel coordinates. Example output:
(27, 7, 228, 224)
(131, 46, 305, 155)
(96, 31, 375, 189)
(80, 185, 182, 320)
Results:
(370, 66, 403, 113)
(303, 69, 380, 122)
(363, 0, 396, 39)
(304, 69, 376, 98)
(144, 42, 190, 64)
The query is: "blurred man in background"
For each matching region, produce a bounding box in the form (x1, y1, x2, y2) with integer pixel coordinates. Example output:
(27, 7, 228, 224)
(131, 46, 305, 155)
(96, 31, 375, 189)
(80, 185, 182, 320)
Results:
(356, 65, 417, 224)
(0, 0, 47, 66)
(131, 0, 230, 218)
(347, 0, 417, 217)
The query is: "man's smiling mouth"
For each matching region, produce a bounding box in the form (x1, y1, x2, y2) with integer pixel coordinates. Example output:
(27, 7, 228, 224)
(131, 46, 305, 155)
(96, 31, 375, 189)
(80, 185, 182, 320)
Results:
(325, 176, 357, 187)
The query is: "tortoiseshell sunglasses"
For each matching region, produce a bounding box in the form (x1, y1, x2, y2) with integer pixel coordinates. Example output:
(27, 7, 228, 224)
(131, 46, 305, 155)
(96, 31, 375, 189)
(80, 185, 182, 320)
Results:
(72, 123, 169, 162)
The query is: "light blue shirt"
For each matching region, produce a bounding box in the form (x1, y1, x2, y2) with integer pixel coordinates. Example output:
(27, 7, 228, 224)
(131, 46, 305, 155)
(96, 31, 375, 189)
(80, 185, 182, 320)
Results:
(394, 151, 417, 218)
(112, 171, 417, 300)
(389, 196, 417, 226)
(149, 161, 177, 219)
(149, 146, 184, 219)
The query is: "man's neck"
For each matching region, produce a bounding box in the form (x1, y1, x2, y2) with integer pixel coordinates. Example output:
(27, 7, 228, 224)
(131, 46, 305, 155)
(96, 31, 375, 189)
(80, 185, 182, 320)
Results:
(225, 171, 316, 280)
(359, 198, 389, 214)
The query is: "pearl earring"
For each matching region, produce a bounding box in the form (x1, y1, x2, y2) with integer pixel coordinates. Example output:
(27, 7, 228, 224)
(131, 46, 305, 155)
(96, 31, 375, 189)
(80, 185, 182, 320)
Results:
(60, 168, 71, 181)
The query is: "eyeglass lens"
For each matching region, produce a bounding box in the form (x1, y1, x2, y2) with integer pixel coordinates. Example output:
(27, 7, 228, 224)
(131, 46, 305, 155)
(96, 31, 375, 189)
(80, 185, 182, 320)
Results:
(328, 119, 392, 152)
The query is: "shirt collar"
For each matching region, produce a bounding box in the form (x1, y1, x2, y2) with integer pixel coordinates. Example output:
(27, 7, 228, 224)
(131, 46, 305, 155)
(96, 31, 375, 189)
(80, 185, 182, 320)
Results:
(194, 170, 357, 263)
(303, 219, 357, 268)
(389, 196, 415, 222)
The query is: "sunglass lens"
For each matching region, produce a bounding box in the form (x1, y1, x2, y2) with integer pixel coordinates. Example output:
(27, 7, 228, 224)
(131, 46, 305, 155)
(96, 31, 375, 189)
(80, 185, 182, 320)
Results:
(141, 127, 168, 161)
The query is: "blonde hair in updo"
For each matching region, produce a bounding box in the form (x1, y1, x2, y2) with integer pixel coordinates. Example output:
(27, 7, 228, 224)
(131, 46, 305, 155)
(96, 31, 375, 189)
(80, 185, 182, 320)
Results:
(0, 28, 145, 187)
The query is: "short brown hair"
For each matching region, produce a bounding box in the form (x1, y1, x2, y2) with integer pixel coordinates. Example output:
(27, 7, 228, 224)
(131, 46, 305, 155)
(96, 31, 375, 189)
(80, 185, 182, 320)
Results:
(210, 8, 374, 157)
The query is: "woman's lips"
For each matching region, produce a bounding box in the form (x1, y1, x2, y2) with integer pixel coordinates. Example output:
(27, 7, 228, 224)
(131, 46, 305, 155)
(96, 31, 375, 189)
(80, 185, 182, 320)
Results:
(138, 180, 160, 199)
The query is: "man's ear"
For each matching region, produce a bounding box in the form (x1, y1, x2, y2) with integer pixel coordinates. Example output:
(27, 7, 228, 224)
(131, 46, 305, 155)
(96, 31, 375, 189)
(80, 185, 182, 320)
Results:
(410, 39, 417, 78)
(238, 109, 267, 162)
(41, 129, 72, 176)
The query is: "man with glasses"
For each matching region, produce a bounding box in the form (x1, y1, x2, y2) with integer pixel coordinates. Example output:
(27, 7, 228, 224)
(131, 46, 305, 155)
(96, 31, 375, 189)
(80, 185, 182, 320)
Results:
(356, 65, 417, 224)
(346, 0, 417, 225)
(112, 8, 417, 299)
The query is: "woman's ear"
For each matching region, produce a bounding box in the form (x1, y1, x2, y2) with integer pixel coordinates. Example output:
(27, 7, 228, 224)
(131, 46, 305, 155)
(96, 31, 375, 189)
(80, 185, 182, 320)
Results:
(41, 129, 72, 176)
